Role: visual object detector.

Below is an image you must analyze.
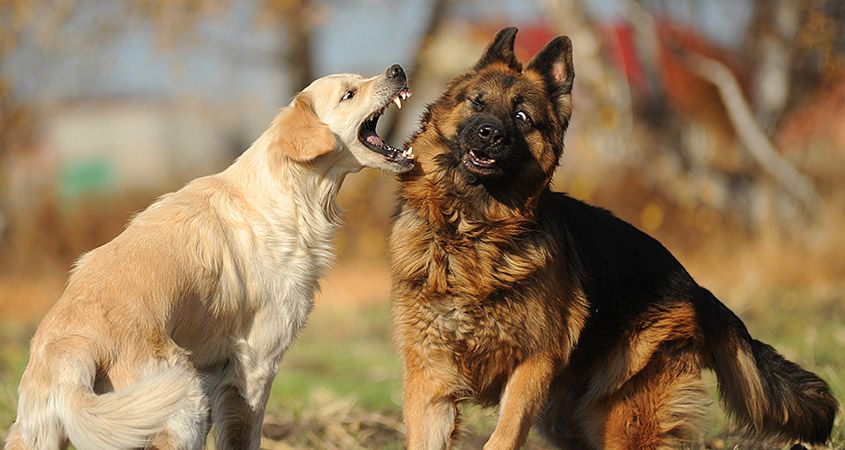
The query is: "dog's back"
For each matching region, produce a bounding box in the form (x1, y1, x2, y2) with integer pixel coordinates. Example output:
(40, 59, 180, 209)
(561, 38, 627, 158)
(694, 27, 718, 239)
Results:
(537, 193, 837, 447)
(6, 168, 337, 450)
(4, 182, 217, 450)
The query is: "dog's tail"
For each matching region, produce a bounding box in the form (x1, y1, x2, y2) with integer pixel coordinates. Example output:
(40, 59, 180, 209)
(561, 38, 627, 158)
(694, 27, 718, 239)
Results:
(6, 343, 191, 450)
(696, 288, 838, 445)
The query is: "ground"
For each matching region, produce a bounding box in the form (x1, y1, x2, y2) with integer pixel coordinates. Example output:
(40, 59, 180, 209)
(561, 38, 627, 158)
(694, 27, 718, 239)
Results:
(0, 258, 843, 449)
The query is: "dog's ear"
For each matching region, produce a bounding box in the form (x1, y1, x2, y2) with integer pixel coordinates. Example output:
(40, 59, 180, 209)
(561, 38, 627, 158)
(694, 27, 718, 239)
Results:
(527, 36, 574, 121)
(271, 94, 337, 162)
(474, 27, 520, 71)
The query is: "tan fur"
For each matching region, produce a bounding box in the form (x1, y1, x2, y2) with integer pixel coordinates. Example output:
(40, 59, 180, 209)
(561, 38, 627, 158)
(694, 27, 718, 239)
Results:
(6, 68, 412, 450)
(269, 96, 338, 162)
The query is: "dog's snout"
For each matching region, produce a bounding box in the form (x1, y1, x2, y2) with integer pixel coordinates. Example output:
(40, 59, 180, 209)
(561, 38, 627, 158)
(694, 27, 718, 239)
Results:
(477, 124, 503, 146)
(386, 64, 405, 79)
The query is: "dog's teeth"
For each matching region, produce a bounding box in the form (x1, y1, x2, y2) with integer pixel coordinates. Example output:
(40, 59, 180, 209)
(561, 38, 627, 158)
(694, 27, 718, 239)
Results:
(393, 97, 402, 109)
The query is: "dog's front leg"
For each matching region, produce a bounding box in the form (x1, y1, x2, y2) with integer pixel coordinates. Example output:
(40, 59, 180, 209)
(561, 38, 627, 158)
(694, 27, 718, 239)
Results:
(483, 353, 555, 450)
(211, 359, 275, 450)
(403, 364, 459, 450)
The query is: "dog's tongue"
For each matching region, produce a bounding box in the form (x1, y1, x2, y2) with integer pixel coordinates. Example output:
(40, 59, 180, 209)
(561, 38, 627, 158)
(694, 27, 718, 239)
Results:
(363, 129, 384, 147)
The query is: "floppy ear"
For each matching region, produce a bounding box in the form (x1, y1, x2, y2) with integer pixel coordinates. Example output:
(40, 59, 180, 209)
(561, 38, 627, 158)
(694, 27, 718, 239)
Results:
(270, 94, 337, 162)
(474, 27, 521, 71)
(527, 36, 575, 120)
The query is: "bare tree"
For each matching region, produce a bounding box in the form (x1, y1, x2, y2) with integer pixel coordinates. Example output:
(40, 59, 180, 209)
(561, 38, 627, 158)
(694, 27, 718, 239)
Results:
(134, 0, 318, 96)
(587, 0, 829, 233)
(747, 0, 799, 130)
(684, 52, 821, 218)
(381, 0, 450, 144)
(265, 0, 317, 93)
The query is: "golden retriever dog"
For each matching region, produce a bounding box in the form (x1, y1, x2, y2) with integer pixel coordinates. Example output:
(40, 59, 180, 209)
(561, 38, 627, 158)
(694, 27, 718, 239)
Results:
(390, 28, 837, 449)
(6, 65, 414, 450)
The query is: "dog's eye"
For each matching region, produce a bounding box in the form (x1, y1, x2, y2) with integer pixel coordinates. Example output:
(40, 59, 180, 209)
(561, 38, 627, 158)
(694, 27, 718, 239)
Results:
(341, 90, 356, 101)
(515, 111, 530, 122)
(469, 96, 484, 111)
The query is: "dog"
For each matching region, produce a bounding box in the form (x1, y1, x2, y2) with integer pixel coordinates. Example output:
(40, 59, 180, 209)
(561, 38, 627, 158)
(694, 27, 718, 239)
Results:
(6, 64, 414, 450)
(390, 28, 837, 449)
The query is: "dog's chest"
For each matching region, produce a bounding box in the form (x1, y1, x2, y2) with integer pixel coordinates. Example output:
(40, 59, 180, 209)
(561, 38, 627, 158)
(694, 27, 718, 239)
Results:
(392, 214, 562, 395)
(402, 296, 531, 397)
(213, 200, 340, 369)
(250, 209, 338, 327)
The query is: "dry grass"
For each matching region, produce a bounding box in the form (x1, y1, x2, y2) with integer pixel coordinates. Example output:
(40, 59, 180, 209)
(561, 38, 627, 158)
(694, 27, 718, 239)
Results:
(0, 261, 843, 449)
(259, 401, 404, 450)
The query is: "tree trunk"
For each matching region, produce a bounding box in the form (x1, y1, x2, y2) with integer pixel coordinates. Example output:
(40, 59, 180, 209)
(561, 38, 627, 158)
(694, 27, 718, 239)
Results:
(381, 0, 449, 145)
(279, 0, 315, 94)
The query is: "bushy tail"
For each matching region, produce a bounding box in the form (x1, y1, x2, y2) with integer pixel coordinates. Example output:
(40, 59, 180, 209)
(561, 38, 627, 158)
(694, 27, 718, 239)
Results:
(697, 288, 838, 445)
(6, 352, 191, 450)
(61, 367, 191, 450)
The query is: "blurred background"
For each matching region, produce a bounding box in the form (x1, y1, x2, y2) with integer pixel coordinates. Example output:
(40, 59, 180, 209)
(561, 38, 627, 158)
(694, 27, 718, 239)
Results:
(1, 0, 844, 448)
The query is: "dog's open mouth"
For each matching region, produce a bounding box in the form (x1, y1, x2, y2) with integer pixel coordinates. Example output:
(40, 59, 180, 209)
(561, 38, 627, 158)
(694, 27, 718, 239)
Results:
(468, 149, 496, 168)
(358, 87, 414, 165)
(464, 148, 499, 175)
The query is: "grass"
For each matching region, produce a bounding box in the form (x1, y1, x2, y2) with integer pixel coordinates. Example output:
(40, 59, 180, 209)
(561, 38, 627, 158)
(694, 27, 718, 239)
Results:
(265, 289, 845, 449)
(0, 288, 843, 449)
(268, 305, 402, 415)
(0, 322, 34, 432)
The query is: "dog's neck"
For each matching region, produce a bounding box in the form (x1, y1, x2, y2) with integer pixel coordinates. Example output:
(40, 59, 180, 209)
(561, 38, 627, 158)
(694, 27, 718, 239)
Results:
(223, 132, 354, 230)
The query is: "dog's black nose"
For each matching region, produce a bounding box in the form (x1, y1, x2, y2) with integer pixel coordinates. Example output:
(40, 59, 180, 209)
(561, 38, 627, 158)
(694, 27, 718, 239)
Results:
(478, 124, 503, 145)
(387, 64, 405, 79)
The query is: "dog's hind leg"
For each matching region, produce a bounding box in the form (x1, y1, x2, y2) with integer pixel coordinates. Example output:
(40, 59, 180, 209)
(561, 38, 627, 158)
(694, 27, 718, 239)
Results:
(591, 349, 709, 450)
(4, 387, 69, 450)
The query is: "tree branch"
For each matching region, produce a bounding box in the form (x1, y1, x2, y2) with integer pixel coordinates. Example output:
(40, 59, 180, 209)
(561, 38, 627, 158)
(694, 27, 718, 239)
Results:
(683, 52, 821, 218)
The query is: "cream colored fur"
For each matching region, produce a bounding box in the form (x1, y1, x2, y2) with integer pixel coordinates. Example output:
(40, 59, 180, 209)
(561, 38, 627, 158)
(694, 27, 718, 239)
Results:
(5, 69, 410, 450)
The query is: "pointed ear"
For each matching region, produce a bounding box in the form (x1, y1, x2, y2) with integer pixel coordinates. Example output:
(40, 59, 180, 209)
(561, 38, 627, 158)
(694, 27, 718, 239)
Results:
(270, 94, 337, 162)
(474, 27, 521, 71)
(527, 36, 575, 119)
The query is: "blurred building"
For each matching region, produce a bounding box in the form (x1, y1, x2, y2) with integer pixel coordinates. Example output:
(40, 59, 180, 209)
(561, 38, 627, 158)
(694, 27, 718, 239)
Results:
(39, 97, 238, 203)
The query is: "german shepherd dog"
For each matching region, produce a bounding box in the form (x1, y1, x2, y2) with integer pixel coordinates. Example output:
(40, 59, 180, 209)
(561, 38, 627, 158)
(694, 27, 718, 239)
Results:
(390, 27, 837, 449)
